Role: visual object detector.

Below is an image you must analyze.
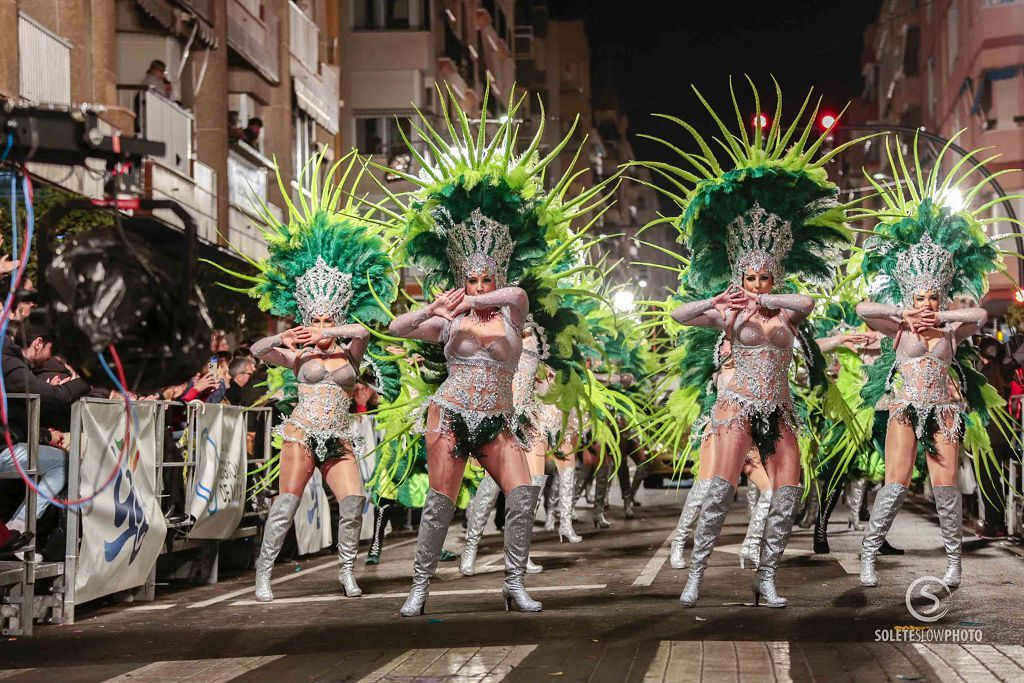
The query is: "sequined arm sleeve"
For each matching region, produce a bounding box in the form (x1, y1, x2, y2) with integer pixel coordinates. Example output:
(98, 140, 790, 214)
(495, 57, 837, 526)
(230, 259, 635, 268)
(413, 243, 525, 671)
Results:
(816, 335, 845, 354)
(939, 307, 988, 340)
(324, 324, 371, 364)
(856, 302, 904, 336)
(388, 307, 448, 343)
(670, 299, 727, 330)
(758, 294, 814, 323)
(467, 287, 529, 327)
(250, 334, 298, 368)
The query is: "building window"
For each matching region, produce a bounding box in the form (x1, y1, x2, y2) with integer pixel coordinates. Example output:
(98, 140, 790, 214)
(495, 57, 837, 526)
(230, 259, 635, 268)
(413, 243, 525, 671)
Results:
(991, 73, 1022, 130)
(353, 0, 429, 30)
(294, 109, 318, 182)
(355, 114, 413, 156)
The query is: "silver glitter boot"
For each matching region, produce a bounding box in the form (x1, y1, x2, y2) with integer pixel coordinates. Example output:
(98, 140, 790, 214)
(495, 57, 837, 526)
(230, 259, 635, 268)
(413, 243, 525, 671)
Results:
(526, 474, 548, 574)
(752, 485, 802, 607)
(746, 482, 760, 519)
(336, 495, 366, 597)
(846, 478, 868, 530)
(680, 477, 734, 607)
(400, 489, 456, 617)
(739, 488, 773, 570)
(558, 467, 582, 543)
(593, 468, 611, 529)
(933, 486, 963, 588)
(502, 484, 543, 612)
(460, 475, 500, 577)
(670, 478, 710, 569)
(859, 482, 907, 587)
(255, 493, 300, 603)
(544, 470, 559, 531)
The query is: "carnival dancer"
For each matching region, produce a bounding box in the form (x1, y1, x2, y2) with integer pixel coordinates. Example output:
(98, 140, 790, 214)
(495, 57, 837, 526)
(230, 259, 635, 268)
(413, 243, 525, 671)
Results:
(376, 87, 622, 616)
(856, 135, 1015, 589)
(214, 153, 398, 602)
(640, 81, 856, 607)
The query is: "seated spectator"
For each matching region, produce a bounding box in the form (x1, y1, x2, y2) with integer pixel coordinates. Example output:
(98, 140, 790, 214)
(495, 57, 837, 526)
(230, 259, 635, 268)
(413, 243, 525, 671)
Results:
(225, 356, 257, 406)
(141, 59, 172, 98)
(0, 320, 91, 533)
(242, 117, 263, 147)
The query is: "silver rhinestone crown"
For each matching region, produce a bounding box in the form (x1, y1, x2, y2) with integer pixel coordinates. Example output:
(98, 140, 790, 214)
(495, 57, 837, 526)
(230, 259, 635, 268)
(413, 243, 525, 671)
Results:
(893, 234, 956, 305)
(294, 255, 354, 324)
(726, 203, 794, 285)
(441, 207, 516, 286)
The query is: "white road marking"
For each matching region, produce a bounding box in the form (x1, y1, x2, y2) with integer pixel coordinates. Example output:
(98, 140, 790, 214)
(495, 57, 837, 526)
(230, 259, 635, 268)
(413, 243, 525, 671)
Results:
(100, 656, 283, 682)
(633, 530, 675, 587)
(230, 583, 607, 607)
(0, 671, 34, 681)
(128, 603, 178, 611)
(186, 537, 418, 609)
(358, 645, 537, 682)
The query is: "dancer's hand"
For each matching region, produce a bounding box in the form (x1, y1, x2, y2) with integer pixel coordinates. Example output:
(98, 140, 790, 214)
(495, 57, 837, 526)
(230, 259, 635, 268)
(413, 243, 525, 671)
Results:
(843, 333, 874, 348)
(299, 326, 324, 346)
(428, 289, 465, 320)
(280, 326, 306, 349)
(712, 287, 747, 311)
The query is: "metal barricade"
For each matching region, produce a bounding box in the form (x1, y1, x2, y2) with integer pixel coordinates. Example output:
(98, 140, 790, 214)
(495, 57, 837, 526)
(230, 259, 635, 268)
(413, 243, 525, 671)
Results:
(0, 394, 40, 636)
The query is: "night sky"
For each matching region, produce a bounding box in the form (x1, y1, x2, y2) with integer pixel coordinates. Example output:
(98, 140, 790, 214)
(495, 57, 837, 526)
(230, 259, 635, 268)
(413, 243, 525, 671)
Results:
(553, 0, 885, 166)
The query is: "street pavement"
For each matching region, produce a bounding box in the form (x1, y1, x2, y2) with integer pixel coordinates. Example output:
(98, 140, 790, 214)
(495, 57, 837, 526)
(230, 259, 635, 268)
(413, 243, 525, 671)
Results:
(3, 483, 1024, 682)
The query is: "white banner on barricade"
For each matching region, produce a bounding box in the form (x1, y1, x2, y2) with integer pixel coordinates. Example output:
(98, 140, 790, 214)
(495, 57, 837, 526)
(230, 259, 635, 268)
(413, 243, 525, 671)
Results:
(353, 415, 377, 540)
(187, 404, 248, 540)
(75, 401, 166, 605)
(294, 469, 332, 555)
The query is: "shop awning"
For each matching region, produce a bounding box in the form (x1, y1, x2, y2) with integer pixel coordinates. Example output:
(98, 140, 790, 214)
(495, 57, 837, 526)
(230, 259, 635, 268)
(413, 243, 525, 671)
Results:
(135, 0, 219, 50)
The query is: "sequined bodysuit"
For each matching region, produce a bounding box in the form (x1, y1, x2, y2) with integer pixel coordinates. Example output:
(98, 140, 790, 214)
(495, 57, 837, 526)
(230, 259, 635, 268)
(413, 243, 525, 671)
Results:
(858, 303, 987, 444)
(672, 294, 812, 449)
(388, 287, 530, 453)
(251, 328, 366, 461)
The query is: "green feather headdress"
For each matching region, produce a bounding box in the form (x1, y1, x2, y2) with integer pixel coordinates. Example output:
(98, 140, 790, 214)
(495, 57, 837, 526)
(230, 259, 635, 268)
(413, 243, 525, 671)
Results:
(206, 151, 397, 325)
(858, 133, 1014, 308)
(634, 78, 863, 293)
(368, 85, 609, 292)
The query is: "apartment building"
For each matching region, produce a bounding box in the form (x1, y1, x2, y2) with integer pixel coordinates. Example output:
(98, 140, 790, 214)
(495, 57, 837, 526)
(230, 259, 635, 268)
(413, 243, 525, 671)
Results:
(854, 0, 1024, 300)
(1, 0, 342, 268)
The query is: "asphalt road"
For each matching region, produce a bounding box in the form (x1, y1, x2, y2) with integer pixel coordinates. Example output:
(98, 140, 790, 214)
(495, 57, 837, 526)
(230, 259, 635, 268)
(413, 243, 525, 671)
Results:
(3, 483, 1023, 682)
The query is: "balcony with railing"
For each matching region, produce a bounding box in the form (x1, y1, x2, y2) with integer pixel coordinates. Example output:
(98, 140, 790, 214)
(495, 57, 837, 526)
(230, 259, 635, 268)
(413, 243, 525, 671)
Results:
(227, 0, 281, 84)
(227, 142, 279, 261)
(289, 1, 340, 134)
(18, 12, 71, 107)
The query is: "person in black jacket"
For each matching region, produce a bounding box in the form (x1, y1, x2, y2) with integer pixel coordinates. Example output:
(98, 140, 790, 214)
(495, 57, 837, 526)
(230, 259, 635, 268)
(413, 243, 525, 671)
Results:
(0, 321, 90, 532)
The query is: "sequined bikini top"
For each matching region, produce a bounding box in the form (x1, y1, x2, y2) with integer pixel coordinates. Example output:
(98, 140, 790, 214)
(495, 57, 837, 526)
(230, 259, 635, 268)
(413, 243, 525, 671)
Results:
(894, 329, 955, 404)
(295, 352, 359, 390)
(443, 309, 523, 370)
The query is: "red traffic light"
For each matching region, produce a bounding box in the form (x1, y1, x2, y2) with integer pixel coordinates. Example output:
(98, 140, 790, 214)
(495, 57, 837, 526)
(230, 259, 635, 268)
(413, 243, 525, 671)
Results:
(820, 113, 837, 130)
(753, 113, 769, 129)
(1014, 289, 1024, 304)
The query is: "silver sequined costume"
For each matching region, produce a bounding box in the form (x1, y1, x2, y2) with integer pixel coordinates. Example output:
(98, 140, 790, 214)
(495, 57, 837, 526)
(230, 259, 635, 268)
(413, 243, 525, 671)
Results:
(251, 326, 368, 462)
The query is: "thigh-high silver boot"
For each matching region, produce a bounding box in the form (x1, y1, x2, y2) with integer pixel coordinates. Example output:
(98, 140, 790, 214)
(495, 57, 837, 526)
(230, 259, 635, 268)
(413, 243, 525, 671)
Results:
(846, 478, 868, 530)
(859, 482, 907, 587)
(679, 477, 734, 607)
(746, 482, 760, 519)
(752, 485, 802, 607)
(558, 467, 582, 543)
(502, 484, 543, 612)
(669, 478, 711, 569)
(739, 488, 773, 569)
(526, 474, 548, 574)
(933, 486, 962, 588)
(460, 476, 500, 576)
(255, 493, 301, 603)
(336, 495, 366, 597)
(400, 489, 456, 616)
(593, 467, 611, 529)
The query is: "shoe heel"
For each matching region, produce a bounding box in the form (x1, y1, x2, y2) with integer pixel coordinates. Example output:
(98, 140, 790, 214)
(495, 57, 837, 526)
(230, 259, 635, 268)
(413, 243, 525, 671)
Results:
(739, 557, 746, 570)
(559, 533, 564, 544)
(752, 589, 760, 607)
(503, 589, 512, 612)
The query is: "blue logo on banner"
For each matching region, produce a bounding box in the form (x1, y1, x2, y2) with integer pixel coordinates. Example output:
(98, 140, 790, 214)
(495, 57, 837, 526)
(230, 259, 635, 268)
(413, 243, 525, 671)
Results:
(103, 438, 150, 564)
(307, 476, 322, 528)
(194, 429, 220, 515)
